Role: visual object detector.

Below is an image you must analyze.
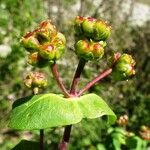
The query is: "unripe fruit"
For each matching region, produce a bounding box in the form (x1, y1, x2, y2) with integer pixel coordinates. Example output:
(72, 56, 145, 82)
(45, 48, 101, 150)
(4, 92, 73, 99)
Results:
(39, 44, 65, 61)
(111, 53, 136, 80)
(55, 44, 65, 59)
(36, 20, 57, 44)
(82, 17, 96, 37)
(24, 72, 47, 89)
(27, 52, 48, 67)
(75, 39, 105, 61)
(93, 20, 111, 41)
(92, 43, 104, 59)
(52, 32, 66, 45)
(75, 39, 92, 60)
(74, 16, 85, 35)
(20, 31, 40, 52)
(39, 44, 56, 60)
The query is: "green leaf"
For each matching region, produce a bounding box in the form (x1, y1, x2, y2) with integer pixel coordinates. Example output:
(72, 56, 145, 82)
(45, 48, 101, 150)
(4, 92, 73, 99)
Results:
(126, 136, 148, 150)
(9, 93, 116, 130)
(11, 140, 48, 150)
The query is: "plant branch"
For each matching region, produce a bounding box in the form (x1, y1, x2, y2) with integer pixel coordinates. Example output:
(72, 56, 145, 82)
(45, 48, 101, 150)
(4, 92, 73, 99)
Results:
(51, 63, 70, 98)
(70, 58, 86, 95)
(77, 68, 112, 96)
(59, 58, 86, 150)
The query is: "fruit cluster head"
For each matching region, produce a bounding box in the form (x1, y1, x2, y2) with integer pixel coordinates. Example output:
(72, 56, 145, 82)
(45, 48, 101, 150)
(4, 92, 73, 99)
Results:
(74, 16, 111, 41)
(74, 16, 111, 61)
(21, 20, 66, 67)
(109, 53, 136, 80)
(139, 126, 150, 141)
(24, 72, 47, 89)
(117, 114, 128, 126)
(75, 39, 105, 60)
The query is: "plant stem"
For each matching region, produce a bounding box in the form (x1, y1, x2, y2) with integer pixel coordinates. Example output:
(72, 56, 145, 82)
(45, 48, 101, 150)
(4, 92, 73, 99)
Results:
(59, 58, 86, 150)
(51, 63, 70, 98)
(40, 129, 44, 150)
(77, 68, 112, 96)
(70, 58, 86, 95)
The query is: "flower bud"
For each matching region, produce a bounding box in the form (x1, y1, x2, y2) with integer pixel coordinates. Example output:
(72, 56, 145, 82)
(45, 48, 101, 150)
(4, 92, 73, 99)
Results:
(24, 72, 47, 89)
(112, 54, 136, 80)
(20, 31, 40, 52)
(74, 16, 85, 35)
(82, 17, 96, 37)
(93, 20, 111, 41)
(27, 52, 48, 67)
(35, 20, 57, 44)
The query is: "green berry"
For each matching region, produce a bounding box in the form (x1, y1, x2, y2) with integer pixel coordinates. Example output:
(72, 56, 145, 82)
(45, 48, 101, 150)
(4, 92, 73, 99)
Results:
(112, 53, 136, 80)
(75, 39, 92, 60)
(39, 44, 56, 60)
(75, 39, 105, 61)
(82, 17, 96, 37)
(27, 52, 48, 68)
(20, 31, 39, 52)
(74, 16, 85, 35)
(92, 43, 104, 59)
(93, 20, 111, 41)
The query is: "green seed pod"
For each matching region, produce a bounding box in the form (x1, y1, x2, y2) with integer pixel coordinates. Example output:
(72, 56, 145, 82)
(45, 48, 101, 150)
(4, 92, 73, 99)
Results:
(55, 44, 65, 59)
(93, 20, 111, 41)
(75, 39, 105, 61)
(39, 43, 65, 61)
(92, 42, 104, 60)
(27, 52, 48, 68)
(82, 17, 96, 37)
(52, 32, 66, 45)
(74, 16, 85, 35)
(75, 39, 93, 60)
(112, 54, 136, 80)
(20, 31, 40, 52)
(35, 20, 57, 44)
(24, 72, 47, 89)
(39, 44, 56, 60)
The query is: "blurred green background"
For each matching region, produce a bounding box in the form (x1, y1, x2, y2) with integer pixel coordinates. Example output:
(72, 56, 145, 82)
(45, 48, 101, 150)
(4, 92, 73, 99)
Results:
(0, 0, 150, 149)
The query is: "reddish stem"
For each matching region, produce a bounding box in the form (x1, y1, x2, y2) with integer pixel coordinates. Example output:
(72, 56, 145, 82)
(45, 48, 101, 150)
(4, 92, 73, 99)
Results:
(70, 59, 86, 95)
(77, 68, 112, 96)
(51, 63, 70, 98)
(59, 59, 86, 150)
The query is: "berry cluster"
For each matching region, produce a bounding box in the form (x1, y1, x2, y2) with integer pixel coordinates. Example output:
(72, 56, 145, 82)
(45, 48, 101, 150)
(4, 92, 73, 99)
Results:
(108, 53, 136, 80)
(24, 72, 47, 94)
(117, 114, 129, 126)
(21, 20, 66, 67)
(140, 126, 150, 141)
(74, 16, 111, 60)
